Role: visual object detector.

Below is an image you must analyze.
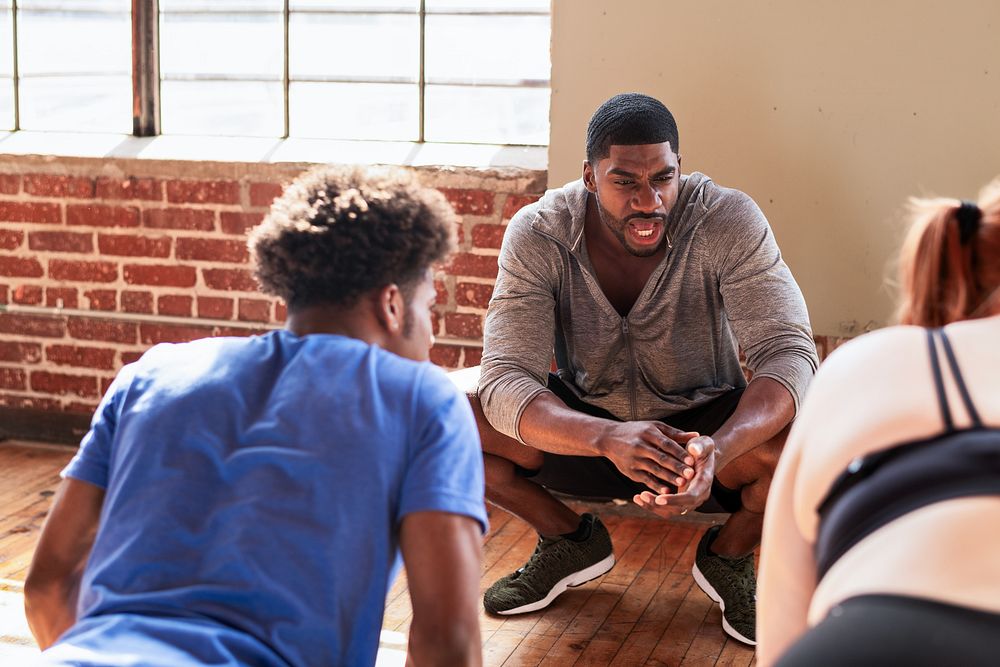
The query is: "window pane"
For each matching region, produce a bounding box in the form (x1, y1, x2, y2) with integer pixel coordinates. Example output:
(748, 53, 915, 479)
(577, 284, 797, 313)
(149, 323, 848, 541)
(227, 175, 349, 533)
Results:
(290, 82, 417, 140)
(424, 85, 548, 145)
(17, 4, 130, 76)
(160, 11, 282, 78)
(160, 0, 279, 10)
(291, 1, 416, 10)
(161, 81, 283, 137)
(0, 6, 12, 75)
(0, 78, 12, 131)
(17, 3, 131, 132)
(425, 15, 549, 83)
(290, 13, 418, 81)
(426, 0, 549, 12)
(19, 75, 131, 133)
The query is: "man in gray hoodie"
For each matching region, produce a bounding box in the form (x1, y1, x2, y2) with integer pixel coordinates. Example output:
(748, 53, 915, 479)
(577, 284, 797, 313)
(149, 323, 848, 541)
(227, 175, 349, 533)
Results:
(470, 93, 818, 645)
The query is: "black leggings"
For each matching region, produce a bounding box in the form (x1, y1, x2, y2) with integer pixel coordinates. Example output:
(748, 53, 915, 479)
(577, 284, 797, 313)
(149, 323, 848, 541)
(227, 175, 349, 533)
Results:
(775, 594, 1000, 667)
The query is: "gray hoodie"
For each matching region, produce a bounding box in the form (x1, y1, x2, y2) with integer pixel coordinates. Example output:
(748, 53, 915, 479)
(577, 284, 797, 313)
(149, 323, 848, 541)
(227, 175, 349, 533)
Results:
(478, 173, 818, 443)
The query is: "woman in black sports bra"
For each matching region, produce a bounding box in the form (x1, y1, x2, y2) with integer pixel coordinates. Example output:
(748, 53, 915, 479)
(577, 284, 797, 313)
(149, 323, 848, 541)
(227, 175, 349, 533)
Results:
(757, 180, 1000, 666)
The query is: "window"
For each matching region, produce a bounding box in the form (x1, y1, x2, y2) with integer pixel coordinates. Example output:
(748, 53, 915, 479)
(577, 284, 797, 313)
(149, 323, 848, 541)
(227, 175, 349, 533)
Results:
(1, 0, 550, 146)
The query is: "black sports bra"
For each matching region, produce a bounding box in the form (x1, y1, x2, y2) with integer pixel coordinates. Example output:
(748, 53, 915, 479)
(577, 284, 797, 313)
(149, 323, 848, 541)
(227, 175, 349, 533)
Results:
(814, 328, 1000, 580)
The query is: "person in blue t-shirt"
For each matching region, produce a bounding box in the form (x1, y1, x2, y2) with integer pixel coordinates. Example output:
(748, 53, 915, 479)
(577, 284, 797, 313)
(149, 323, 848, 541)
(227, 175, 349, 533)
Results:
(24, 166, 488, 667)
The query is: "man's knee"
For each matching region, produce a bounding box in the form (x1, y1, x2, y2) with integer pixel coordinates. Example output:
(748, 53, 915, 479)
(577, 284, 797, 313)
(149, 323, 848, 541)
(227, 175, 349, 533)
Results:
(448, 366, 544, 470)
(717, 423, 789, 488)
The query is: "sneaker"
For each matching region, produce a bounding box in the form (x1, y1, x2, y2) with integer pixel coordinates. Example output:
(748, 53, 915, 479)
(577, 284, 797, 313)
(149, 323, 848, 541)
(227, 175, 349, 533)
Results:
(691, 525, 757, 645)
(483, 513, 615, 615)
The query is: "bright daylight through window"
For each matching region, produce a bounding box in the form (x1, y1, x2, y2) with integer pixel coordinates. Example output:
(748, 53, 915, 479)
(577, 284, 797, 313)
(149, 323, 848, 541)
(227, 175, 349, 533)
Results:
(0, 0, 551, 145)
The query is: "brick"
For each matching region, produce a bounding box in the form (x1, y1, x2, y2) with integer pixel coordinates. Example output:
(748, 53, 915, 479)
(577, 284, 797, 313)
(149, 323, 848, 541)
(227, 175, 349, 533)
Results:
(140, 323, 213, 345)
(434, 279, 449, 306)
(431, 310, 441, 336)
(0, 367, 27, 390)
(30, 370, 98, 398)
(29, 231, 93, 253)
(0, 229, 23, 250)
(166, 180, 240, 205)
(0, 174, 19, 194)
(462, 346, 483, 367)
(274, 302, 287, 322)
(95, 177, 162, 201)
(46, 344, 117, 370)
(502, 194, 541, 220)
(98, 233, 171, 258)
(50, 259, 118, 283)
(197, 296, 233, 319)
(249, 182, 284, 207)
(67, 400, 100, 414)
(121, 290, 154, 314)
(0, 284, 7, 304)
(176, 237, 248, 263)
(220, 212, 264, 235)
(238, 298, 271, 322)
(0, 256, 44, 278)
(438, 188, 495, 216)
(24, 174, 94, 199)
(444, 312, 483, 339)
(471, 223, 507, 249)
(121, 351, 144, 365)
(84, 289, 117, 311)
(46, 287, 78, 309)
(0, 201, 61, 224)
(0, 342, 42, 363)
(429, 345, 461, 368)
(0, 394, 61, 411)
(67, 318, 137, 344)
(12, 285, 43, 305)
(447, 253, 498, 279)
(67, 204, 140, 228)
(143, 208, 215, 231)
(0, 313, 66, 338)
(456, 282, 493, 309)
(123, 264, 197, 288)
(203, 268, 257, 292)
(158, 294, 193, 317)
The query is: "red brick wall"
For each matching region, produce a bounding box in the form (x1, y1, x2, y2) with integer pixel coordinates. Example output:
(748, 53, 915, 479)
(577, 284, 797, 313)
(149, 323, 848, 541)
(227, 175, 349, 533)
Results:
(0, 156, 546, 416)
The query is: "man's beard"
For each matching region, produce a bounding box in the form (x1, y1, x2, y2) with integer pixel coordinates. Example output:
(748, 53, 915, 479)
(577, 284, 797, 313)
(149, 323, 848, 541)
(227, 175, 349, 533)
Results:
(595, 197, 667, 258)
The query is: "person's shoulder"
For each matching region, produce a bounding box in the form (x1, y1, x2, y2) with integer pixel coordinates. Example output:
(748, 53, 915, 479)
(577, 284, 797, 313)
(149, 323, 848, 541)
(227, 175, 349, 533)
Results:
(695, 176, 764, 222)
(809, 325, 925, 396)
(505, 179, 586, 248)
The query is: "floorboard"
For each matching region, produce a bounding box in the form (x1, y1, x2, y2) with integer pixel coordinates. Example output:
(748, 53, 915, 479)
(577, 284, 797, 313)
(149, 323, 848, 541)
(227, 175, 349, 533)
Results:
(0, 442, 757, 665)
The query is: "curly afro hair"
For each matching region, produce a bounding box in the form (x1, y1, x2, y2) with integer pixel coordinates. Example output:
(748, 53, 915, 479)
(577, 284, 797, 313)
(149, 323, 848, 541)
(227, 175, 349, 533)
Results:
(249, 165, 456, 309)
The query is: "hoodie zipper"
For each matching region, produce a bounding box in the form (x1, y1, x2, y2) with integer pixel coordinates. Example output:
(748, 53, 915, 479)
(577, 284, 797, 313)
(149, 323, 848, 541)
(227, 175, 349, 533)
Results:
(622, 318, 638, 421)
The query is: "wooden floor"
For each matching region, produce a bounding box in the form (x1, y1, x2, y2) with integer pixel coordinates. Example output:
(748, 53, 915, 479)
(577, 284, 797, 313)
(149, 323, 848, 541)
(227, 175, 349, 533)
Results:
(0, 441, 755, 666)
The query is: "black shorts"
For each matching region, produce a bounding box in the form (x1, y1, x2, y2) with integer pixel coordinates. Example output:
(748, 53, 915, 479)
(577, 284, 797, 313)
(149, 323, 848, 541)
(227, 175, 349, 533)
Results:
(775, 594, 1000, 666)
(519, 373, 745, 514)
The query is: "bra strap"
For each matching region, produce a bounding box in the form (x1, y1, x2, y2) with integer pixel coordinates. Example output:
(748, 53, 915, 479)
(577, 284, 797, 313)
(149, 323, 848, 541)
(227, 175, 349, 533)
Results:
(937, 328, 984, 428)
(927, 328, 954, 432)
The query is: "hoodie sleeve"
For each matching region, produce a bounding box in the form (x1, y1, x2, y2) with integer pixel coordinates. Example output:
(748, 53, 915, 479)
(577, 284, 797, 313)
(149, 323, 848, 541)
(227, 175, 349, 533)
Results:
(478, 206, 561, 442)
(712, 189, 819, 412)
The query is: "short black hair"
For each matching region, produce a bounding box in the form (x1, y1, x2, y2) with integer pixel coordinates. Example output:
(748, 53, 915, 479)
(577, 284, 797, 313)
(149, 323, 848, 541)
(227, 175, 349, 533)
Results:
(586, 93, 679, 164)
(249, 165, 456, 310)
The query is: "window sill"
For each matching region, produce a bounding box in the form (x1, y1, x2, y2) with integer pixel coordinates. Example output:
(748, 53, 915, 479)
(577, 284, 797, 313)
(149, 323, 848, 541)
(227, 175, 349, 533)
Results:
(0, 131, 548, 172)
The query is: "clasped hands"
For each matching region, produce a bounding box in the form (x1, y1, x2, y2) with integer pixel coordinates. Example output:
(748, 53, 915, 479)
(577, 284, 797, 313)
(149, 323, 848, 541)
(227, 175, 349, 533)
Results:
(597, 420, 716, 518)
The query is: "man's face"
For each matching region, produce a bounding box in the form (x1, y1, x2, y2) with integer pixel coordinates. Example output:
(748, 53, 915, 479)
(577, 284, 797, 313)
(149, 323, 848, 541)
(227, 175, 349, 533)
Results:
(584, 142, 681, 257)
(387, 270, 437, 362)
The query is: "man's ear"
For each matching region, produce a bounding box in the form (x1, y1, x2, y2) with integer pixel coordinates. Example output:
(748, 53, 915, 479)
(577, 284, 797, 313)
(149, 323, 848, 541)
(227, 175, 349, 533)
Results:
(376, 283, 405, 334)
(583, 160, 597, 193)
(677, 153, 682, 170)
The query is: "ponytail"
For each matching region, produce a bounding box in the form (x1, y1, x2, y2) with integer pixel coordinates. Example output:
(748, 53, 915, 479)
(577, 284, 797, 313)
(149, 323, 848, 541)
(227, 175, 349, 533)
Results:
(896, 179, 1000, 327)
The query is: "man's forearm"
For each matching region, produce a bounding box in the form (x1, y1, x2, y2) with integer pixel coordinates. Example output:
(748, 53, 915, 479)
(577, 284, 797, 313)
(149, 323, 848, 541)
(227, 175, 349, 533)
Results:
(517, 391, 616, 457)
(712, 377, 795, 468)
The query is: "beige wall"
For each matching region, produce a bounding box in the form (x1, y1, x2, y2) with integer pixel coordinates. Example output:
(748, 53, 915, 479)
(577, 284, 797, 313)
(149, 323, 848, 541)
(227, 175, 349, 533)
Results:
(549, 0, 1000, 335)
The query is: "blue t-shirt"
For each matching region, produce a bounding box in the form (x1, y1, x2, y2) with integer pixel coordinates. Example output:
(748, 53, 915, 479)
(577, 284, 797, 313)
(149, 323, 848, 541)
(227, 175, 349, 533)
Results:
(40, 331, 487, 667)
